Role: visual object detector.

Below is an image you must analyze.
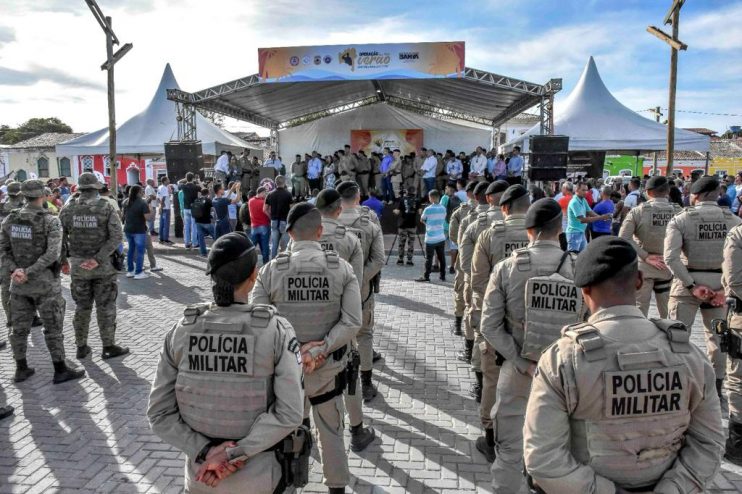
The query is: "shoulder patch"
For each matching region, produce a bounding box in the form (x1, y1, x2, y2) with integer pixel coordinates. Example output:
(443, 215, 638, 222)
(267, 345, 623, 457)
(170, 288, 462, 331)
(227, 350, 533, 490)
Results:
(182, 303, 210, 325)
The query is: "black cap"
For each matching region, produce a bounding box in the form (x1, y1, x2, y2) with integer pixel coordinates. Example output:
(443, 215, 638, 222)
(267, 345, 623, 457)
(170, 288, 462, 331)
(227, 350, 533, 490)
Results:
(473, 182, 490, 196)
(465, 181, 477, 193)
(206, 232, 257, 284)
(524, 198, 562, 229)
(486, 180, 509, 196)
(315, 188, 341, 209)
(574, 236, 637, 288)
(690, 176, 720, 195)
(286, 202, 317, 231)
(499, 184, 528, 206)
(645, 176, 668, 190)
(336, 180, 359, 198)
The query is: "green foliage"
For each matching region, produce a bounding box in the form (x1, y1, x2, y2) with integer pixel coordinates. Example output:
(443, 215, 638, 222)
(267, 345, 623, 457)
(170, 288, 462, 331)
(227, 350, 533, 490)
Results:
(0, 117, 73, 144)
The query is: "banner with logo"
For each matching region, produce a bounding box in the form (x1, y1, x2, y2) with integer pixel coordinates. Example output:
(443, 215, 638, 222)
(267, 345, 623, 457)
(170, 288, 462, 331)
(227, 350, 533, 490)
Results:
(350, 129, 424, 156)
(258, 42, 465, 83)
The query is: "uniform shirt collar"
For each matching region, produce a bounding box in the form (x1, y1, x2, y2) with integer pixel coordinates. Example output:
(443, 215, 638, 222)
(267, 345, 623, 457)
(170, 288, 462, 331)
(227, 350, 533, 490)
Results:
(648, 198, 668, 203)
(529, 239, 560, 248)
(588, 305, 645, 324)
(290, 240, 322, 252)
(697, 201, 718, 206)
(587, 305, 657, 341)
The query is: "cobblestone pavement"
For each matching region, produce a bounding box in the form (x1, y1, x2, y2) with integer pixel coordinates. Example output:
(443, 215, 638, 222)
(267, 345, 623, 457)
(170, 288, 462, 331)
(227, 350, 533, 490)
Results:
(1, 248, 742, 493)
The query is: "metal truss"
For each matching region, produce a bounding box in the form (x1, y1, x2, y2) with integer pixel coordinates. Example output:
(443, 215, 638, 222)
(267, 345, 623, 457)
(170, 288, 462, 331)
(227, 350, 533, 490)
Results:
(167, 88, 278, 129)
(278, 96, 380, 129)
(464, 67, 545, 96)
(177, 74, 261, 103)
(492, 77, 562, 128)
(385, 95, 493, 126)
(175, 100, 197, 141)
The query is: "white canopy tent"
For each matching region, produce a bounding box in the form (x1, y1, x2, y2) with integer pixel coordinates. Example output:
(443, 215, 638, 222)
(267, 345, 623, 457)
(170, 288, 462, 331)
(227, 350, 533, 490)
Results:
(57, 64, 257, 156)
(278, 103, 492, 159)
(500, 57, 710, 154)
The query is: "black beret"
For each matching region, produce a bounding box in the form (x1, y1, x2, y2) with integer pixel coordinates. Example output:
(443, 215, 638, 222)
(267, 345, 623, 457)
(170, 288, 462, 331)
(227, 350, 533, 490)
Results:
(465, 181, 477, 193)
(336, 180, 359, 198)
(645, 176, 668, 191)
(486, 180, 509, 196)
(315, 188, 341, 209)
(286, 202, 317, 231)
(206, 232, 257, 284)
(499, 184, 528, 206)
(525, 198, 562, 229)
(473, 181, 490, 196)
(690, 176, 719, 195)
(574, 236, 637, 288)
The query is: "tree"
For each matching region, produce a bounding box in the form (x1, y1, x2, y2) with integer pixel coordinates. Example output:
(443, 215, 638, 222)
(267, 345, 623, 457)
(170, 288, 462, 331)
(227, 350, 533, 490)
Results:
(0, 117, 73, 144)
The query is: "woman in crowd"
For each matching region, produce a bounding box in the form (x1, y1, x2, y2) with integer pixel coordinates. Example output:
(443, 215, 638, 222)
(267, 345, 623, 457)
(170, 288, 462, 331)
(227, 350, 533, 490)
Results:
(123, 184, 151, 279)
(323, 155, 337, 188)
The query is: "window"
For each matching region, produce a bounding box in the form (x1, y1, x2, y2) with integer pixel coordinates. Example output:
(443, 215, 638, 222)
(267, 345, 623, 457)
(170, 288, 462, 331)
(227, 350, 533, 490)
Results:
(82, 155, 94, 171)
(15, 170, 27, 182)
(59, 157, 71, 177)
(37, 157, 49, 178)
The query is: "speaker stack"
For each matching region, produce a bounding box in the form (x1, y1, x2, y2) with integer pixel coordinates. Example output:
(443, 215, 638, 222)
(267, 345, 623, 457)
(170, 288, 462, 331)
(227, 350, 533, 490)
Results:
(528, 135, 569, 181)
(164, 141, 204, 182)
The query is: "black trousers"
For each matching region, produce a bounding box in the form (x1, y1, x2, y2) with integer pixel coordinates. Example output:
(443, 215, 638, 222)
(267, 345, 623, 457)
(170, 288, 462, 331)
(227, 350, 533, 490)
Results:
(308, 178, 322, 193)
(424, 241, 446, 279)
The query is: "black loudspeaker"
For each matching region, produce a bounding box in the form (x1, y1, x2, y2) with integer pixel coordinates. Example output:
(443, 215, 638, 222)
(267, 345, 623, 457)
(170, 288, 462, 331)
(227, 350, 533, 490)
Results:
(528, 135, 570, 180)
(529, 168, 567, 181)
(165, 141, 204, 182)
(531, 153, 568, 168)
(568, 151, 606, 179)
(530, 135, 569, 154)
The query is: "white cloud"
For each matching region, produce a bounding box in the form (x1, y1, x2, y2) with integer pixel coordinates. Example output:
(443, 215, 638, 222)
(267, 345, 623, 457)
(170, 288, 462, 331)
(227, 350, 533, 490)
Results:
(683, 2, 742, 50)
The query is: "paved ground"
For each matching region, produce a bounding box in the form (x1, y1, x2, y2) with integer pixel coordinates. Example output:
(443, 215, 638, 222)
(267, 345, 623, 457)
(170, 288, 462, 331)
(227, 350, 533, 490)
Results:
(1, 244, 742, 493)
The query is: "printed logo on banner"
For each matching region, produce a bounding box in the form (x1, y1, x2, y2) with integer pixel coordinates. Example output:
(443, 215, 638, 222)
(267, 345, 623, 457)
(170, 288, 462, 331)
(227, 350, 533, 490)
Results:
(399, 51, 420, 61)
(302, 55, 310, 65)
(323, 55, 332, 64)
(289, 56, 300, 66)
(313, 55, 322, 65)
(339, 48, 356, 71)
(357, 50, 391, 69)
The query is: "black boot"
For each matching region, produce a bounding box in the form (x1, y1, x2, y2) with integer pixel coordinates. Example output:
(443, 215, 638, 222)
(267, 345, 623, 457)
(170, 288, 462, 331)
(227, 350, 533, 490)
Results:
(0, 405, 13, 420)
(0, 340, 6, 350)
(372, 350, 383, 363)
(457, 339, 473, 363)
(14, 359, 35, 382)
(475, 428, 496, 463)
(102, 345, 130, 360)
(469, 371, 483, 403)
(350, 423, 376, 452)
(52, 360, 85, 384)
(452, 316, 463, 336)
(76, 345, 91, 359)
(726, 421, 742, 466)
(717, 379, 724, 399)
(31, 315, 42, 327)
(328, 488, 345, 494)
(361, 370, 377, 403)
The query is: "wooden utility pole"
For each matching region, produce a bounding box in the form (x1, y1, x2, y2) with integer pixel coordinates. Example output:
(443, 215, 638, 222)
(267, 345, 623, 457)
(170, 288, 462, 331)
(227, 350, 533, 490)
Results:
(652, 106, 662, 176)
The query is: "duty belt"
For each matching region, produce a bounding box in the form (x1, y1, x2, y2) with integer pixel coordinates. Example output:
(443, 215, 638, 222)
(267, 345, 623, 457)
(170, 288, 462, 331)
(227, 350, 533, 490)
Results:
(687, 268, 722, 273)
(356, 171, 369, 175)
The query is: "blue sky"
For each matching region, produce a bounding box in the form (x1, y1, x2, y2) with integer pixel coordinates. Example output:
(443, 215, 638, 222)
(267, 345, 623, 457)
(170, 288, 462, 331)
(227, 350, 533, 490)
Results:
(0, 0, 739, 134)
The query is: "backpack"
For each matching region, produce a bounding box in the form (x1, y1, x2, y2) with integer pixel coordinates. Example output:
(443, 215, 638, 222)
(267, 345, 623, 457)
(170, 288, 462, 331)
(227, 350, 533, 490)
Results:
(191, 197, 208, 219)
(446, 195, 461, 222)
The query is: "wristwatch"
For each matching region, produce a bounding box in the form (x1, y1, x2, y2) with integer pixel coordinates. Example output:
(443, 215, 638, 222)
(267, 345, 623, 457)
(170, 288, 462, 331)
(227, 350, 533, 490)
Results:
(685, 282, 696, 291)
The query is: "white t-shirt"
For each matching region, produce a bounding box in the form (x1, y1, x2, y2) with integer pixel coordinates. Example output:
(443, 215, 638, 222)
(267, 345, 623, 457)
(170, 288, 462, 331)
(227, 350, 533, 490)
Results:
(624, 190, 641, 209)
(157, 184, 171, 210)
(145, 185, 158, 209)
(227, 192, 239, 220)
(214, 154, 230, 173)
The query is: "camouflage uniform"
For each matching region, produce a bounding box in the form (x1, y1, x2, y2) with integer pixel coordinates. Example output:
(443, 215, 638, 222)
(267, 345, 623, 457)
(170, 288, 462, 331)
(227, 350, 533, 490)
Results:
(60, 174, 124, 353)
(0, 182, 24, 325)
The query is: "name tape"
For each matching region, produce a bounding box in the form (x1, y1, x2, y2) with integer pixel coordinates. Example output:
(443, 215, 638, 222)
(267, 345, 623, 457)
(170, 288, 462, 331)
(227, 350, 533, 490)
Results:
(186, 333, 254, 374)
(285, 275, 331, 302)
(10, 224, 32, 240)
(73, 215, 98, 229)
(697, 222, 727, 241)
(528, 280, 580, 312)
(651, 211, 673, 227)
(604, 365, 687, 418)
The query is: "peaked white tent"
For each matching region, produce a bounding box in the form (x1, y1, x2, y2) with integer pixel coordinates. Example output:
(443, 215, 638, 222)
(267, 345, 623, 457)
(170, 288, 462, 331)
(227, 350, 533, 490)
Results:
(57, 64, 257, 156)
(500, 57, 710, 153)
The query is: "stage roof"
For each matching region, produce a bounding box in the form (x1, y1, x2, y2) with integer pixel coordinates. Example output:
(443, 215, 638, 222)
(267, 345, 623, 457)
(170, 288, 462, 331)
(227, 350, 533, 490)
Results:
(167, 68, 561, 130)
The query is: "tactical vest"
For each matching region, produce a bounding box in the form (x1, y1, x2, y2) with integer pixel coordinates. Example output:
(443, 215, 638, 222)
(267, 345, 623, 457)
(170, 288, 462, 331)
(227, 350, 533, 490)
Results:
(339, 211, 373, 261)
(683, 205, 735, 271)
(489, 220, 529, 262)
(0, 199, 22, 221)
(522, 252, 583, 361)
(64, 198, 112, 258)
(561, 319, 693, 488)
(6, 208, 48, 269)
(270, 249, 343, 343)
(319, 222, 348, 255)
(637, 201, 680, 255)
(174, 304, 280, 440)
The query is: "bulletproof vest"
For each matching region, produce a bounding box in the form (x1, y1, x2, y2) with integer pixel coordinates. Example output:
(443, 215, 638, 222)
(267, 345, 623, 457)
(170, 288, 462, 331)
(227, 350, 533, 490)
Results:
(0, 198, 23, 221)
(472, 209, 502, 240)
(561, 319, 693, 488)
(64, 197, 112, 258)
(319, 221, 350, 257)
(6, 208, 48, 269)
(636, 201, 681, 255)
(457, 205, 484, 245)
(174, 304, 280, 440)
(682, 205, 735, 271)
(522, 252, 583, 361)
(269, 249, 343, 342)
(339, 209, 375, 262)
(488, 218, 529, 264)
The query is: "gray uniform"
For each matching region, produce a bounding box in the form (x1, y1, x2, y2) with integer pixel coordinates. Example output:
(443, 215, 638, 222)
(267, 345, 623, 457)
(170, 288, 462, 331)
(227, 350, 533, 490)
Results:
(0, 196, 24, 324)
(449, 202, 473, 318)
(60, 192, 123, 348)
(619, 198, 682, 317)
(722, 224, 742, 427)
(524, 306, 724, 493)
(290, 160, 308, 198)
(147, 303, 304, 493)
(0, 204, 66, 362)
(458, 204, 489, 342)
(480, 240, 578, 493)
(355, 155, 371, 196)
(338, 206, 384, 372)
(664, 201, 742, 379)
(251, 241, 361, 489)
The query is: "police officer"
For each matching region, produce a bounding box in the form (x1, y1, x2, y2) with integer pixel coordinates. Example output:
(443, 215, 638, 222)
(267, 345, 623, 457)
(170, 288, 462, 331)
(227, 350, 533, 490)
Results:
(470, 184, 530, 462)
(619, 176, 682, 318)
(665, 176, 741, 396)
(460, 180, 508, 400)
(252, 203, 362, 494)
(0, 180, 84, 384)
(60, 172, 129, 360)
(148, 233, 305, 493)
(524, 237, 724, 493)
(355, 151, 371, 198)
(337, 181, 384, 403)
(448, 181, 477, 336)
(0, 181, 24, 328)
(722, 224, 742, 464)
(291, 155, 308, 200)
(480, 198, 582, 493)
(313, 188, 376, 452)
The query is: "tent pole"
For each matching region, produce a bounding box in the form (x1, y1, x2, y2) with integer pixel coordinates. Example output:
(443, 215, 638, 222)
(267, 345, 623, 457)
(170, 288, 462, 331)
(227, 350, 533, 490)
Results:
(539, 97, 545, 135)
(705, 152, 709, 176)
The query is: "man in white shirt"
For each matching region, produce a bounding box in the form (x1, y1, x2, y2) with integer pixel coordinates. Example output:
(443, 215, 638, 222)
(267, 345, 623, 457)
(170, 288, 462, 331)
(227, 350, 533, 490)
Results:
(263, 151, 283, 174)
(213, 151, 230, 184)
(422, 149, 438, 196)
(144, 178, 158, 235)
(157, 176, 173, 244)
(469, 147, 487, 182)
(507, 146, 524, 183)
(307, 151, 323, 192)
(622, 177, 642, 210)
(445, 151, 463, 181)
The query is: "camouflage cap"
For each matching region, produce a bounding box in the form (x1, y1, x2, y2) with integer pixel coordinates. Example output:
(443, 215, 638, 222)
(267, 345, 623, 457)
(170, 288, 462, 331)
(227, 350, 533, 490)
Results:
(6, 181, 21, 196)
(20, 179, 45, 198)
(77, 172, 103, 190)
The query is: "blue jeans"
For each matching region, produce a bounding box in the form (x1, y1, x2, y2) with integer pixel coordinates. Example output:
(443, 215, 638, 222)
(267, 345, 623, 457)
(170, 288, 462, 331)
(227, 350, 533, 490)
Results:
(159, 208, 170, 242)
(215, 217, 231, 240)
(381, 177, 395, 202)
(183, 209, 198, 247)
(423, 177, 436, 195)
(147, 206, 156, 234)
(126, 233, 147, 274)
(566, 231, 588, 253)
(270, 220, 287, 259)
(251, 225, 270, 263)
(196, 223, 215, 256)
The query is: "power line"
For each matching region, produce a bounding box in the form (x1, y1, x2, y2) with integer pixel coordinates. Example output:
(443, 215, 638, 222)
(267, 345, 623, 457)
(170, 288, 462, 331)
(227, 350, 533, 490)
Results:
(636, 108, 742, 117)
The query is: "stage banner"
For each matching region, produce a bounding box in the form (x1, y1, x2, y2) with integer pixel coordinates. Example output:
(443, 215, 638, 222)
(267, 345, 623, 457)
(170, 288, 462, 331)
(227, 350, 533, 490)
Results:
(258, 42, 465, 83)
(351, 129, 423, 156)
